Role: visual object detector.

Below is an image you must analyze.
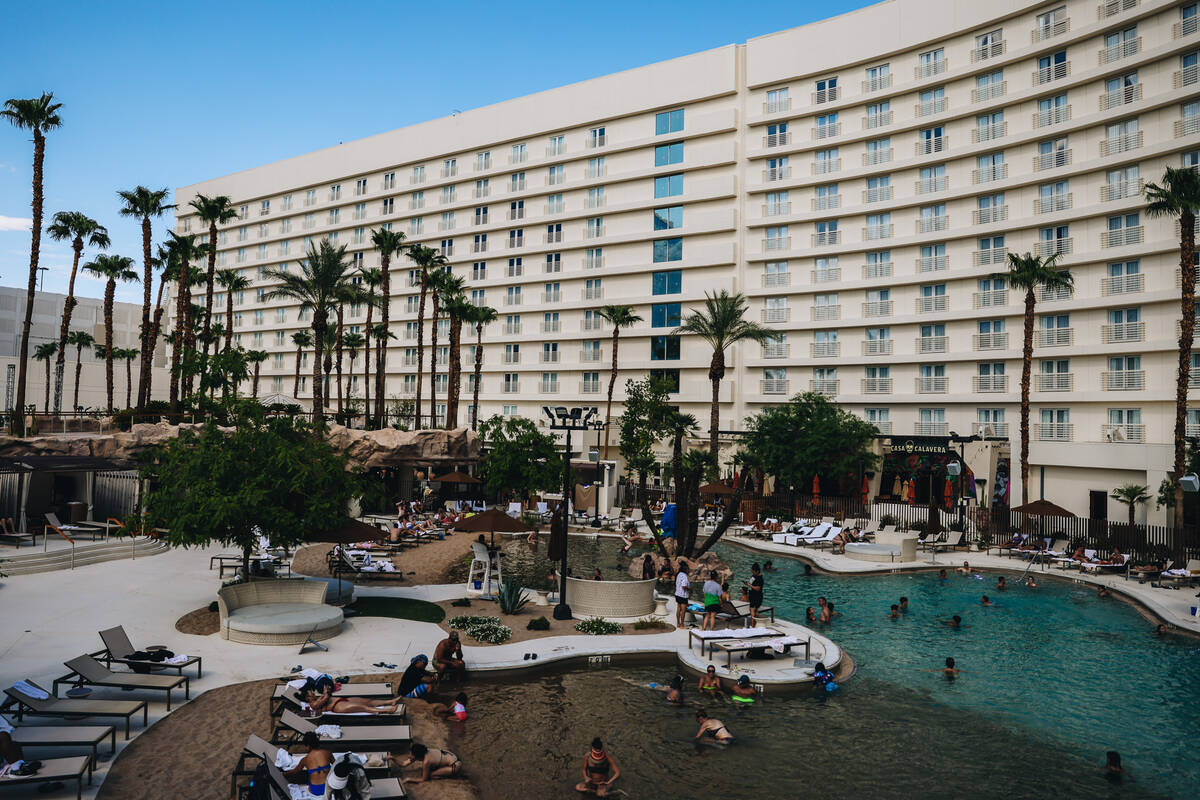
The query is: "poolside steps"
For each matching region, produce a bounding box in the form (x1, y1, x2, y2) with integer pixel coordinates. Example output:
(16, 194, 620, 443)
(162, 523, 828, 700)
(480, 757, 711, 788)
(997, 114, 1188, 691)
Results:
(0, 536, 168, 576)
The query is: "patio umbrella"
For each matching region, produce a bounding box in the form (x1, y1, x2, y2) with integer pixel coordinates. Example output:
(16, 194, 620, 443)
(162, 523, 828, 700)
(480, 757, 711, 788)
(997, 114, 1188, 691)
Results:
(453, 507, 535, 549)
(1010, 499, 1075, 517)
(698, 482, 735, 496)
(906, 479, 916, 506)
(812, 475, 821, 501)
(307, 518, 388, 545)
(431, 470, 481, 484)
(861, 475, 870, 506)
(944, 477, 954, 511)
(891, 475, 902, 497)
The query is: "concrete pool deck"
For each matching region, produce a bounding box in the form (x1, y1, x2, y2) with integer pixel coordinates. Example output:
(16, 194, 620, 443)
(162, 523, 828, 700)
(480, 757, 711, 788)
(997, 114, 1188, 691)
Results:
(723, 534, 1200, 636)
(0, 543, 838, 799)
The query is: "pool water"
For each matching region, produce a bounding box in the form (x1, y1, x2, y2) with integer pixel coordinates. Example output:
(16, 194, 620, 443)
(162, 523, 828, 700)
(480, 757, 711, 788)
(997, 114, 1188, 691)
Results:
(448, 543, 1200, 799)
(492, 534, 651, 590)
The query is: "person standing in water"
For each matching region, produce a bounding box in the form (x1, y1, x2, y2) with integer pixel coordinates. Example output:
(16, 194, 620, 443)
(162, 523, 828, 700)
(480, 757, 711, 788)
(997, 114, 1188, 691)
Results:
(695, 709, 734, 743)
(575, 738, 620, 796)
(698, 664, 723, 699)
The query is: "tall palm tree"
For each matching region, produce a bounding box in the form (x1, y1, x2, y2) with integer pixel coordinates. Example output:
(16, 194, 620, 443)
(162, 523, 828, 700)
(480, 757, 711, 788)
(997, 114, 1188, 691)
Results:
(407, 244, 440, 429)
(464, 304, 497, 431)
(370, 322, 395, 422)
(263, 241, 355, 424)
(82, 254, 139, 413)
(246, 350, 268, 399)
(596, 304, 643, 459)
(45, 212, 109, 412)
(144, 245, 174, 405)
(66, 330, 94, 411)
(291, 330, 312, 398)
(163, 232, 206, 410)
(1110, 483, 1151, 527)
(425, 263, 457, 427)
(370, 228, 406, 423)
(441, 290, 472, 429)
(992, 252, 1072, 507)
(188, 195, 238, 360)
(1145, 166, 1200, 530)
(33, 341, 57, 412)
(118, 347, 139, 410)
(358, 266, 382, 425)
(3, 93, 62, 433)
(216, 269, 251, 352)
(342, 332, 365, 405)
(674, 290, 773, 458)
(116, 186, 173, 409)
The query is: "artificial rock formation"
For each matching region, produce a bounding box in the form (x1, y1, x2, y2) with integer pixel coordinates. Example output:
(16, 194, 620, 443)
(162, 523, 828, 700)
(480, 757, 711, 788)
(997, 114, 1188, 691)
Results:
(628, 549, 731, 583)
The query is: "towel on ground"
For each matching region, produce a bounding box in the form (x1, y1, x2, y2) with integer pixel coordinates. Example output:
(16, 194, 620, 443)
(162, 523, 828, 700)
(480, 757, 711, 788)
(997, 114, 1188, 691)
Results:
(164, 654, 191, 666)
(13, 680, 48, 700)
(315, 724, 342, 738)
(275, 749, 303, 770)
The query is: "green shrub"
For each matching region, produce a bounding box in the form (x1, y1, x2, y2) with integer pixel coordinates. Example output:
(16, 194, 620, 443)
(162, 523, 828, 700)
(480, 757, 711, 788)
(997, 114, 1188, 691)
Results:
(632, 617, 670, 631)
(879, 513, 899, 527)
(526, 616, 551, 631)
(448, 615, 512, 644)
(574, 617, 622, 635)
(498, 577, 530, 615)
(450, 598, 472, 607)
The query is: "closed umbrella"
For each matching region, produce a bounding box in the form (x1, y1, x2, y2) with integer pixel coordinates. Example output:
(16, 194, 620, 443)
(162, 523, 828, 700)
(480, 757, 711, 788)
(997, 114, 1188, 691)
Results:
(944, 477, 954, 510)
(892, 475, 902, 498)
(812, 475, 821, 500)
(906, 479, 916, 505)
(861, 475, 870, 506)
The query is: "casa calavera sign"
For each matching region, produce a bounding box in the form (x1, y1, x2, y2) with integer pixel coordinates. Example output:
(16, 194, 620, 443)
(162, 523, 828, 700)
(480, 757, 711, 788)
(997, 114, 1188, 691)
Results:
(891, 436, 950, 455)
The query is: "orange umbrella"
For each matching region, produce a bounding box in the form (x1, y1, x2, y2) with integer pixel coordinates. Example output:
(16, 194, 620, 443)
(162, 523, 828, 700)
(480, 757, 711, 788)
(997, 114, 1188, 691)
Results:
(812, 474, 821, 500)
(944, 477, 954, 510)
(906, 479, 916, 505)
(861, 475, 870, 506)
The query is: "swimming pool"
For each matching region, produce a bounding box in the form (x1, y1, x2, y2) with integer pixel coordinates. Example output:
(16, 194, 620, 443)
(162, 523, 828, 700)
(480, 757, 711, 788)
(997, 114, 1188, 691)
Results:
(490, 534, 651, 589)
(449, 542, 1199, 799)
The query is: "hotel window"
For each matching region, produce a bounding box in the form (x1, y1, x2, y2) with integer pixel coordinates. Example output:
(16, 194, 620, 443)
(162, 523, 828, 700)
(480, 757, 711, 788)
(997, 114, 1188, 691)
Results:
(303, 189, 317, 207)
(1038, 225, 1071, 255)
(766, 191, 789, 215)
(329, 184, 341, 201)
(813, 185, 838, 210)
(588, 127, 606, 148)
(510, 172, 526, 191)
(409, 217, 424, 235)
(651, 335, 681, 361)
(410, 191, 425, 210)
(547, 135, 565, 156)
(585, 157, 606, 179)
(865, 176, 891, 204)
(654, 205, 683, 230)
(652, 270, 682, 295)
(1036, 50, 1068, 84)
(280, 240, 291, 255)
(411, 165, 426, 183)
(918, 87, 945, 116)
(765, 156, 790, 182)
(654, 173, 684, 198)
(507, 257, 523, 277)
(281, 194, 293, 211)
(237, 225, 248, 242)
(866, 213, 891, 240)
(473, 233, 487, 252)
(510, 200, 524, 220)
(815, 113, 838, 137)
(475, 151, 492, 171)
(442, 158, 457, 178)
(865, 63, 890, 91)
(259, 199, 270, 217)
(471, 261, 486, 281)
(767, 121, 789, 147)
(474, 206, 489, 225)
(586, 217, 604, 238)
(918, 47, 946, 77)
(545, 253, 561, 273)
(503, 373, 519, 393)
(328, 231, 339, 244)
(586, 187, 605, 208)
(1035, 6, 1067, 39)
(765, 87, 790, 112)
(440, 238, 453, 256)
(765, 226, 788, 250)
(653, 237, 682, 263)
(256, 244, 267, 259)
(382, 172, 395, 190)
(511, 143, 526, 164)
(546, 223, 562, 243)
(865, 138, 890, 166)
(547, 165, 564, 186)
(475, 178, 490, 198)
(814, 76, 838, 103)
(585, 247, 603, 269)
(814, 148, 838, 174)
(655, 142, 684, 166)
(652, 302, 682, 328)
(975, 70, 1004, 102)
(649, 369, 680, 393)
(440, 186, 456, 204)
(865, 101, 890, 128)
(546, 193, 564, 214)
(506, 286, 522, 305)
(352, 202, 366, 220)
(977, 193, 1006, 224)
(354, 178, 368, 196)
(441, 211, 455, 230)
(655, 108, 684, 135)
(976, 29, 1003, 59)
(544, 282, 561, 301)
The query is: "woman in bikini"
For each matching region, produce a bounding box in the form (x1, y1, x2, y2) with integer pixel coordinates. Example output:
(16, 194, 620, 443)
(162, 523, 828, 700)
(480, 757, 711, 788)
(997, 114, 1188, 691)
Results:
(397, 742, 462, 783)
(285, 733, 333, 796)
(695, 709, 734, 743)
(303, 687, 402, 715)
(697, 664, 723, 699)
(575, 738, 620, 796)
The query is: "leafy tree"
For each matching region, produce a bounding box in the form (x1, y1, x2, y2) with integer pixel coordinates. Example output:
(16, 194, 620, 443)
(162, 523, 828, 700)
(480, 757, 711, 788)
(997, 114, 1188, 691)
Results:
(141, 416, 356, 578)
(1110, 484, 1150, 527)
(596, 304, 642, 459)
(617, 376, 676, 552)
(1145, 166, 1200, 530)
(46, 211, 109, 411)
(3, 92, 62, 433)
(163, 232, 207, 410)
(82, 254, 139, 413)
(741, 391, 879, 491)
(478, 414, 559, 500)
(117, 186, 173, 409)
(425, 265, 459, 427)
(188, 194, 238, 365)
(442, 290, 472, 428)
(357, 266, 382, 426)
(216, 269, 251, 353)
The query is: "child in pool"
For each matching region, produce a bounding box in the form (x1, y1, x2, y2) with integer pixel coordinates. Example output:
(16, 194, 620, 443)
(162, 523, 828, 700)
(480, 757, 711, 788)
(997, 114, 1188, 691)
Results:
(430, 692, 469, 721)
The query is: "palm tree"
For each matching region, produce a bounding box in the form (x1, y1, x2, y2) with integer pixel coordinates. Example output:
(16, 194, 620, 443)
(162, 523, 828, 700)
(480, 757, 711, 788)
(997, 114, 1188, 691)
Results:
(163, 232, 206, 410)
(45, 212, 109, 412)
(342, 332, 365, 406)
(117, 187, 173, 409)
(145, 245, 173, 405)
(118, 347, 139, 410)
(1145, 167, 1200, 530)
(441, 289, 471, 429)
(291, 330, 312, 398)
(596, 304, 644, 459)
(425, 263, 456, 427)
(674, 290, 773, 458)
(66, 330, 94, 411)
(216, 270, 251, 352)
(1111, 483, 1151, 527)
(407, 244, 440, 429)
(246, 350, 268, 399)
(3, 93, 62, 433)
(370, 322, 395, 422)
(33, 341, 57, 412)
(263, 241, 355, 423)
(464, 304, 497, 431)
(991, 252, 1073, 506)
(358, 266, 382, 426)
(188, 194, 238, 361)
(82, 254, 139, 413)
(370, 228, 406, 423)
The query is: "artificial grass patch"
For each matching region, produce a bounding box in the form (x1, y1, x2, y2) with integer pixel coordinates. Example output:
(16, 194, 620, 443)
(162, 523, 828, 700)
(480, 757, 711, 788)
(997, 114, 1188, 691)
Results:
(346, 596, 446, 623)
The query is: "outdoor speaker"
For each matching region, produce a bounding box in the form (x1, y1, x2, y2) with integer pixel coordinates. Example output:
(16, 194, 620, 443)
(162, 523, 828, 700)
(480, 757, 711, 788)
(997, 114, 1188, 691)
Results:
(946, 462, 962, 476)
(1181, 474, 1199, 492)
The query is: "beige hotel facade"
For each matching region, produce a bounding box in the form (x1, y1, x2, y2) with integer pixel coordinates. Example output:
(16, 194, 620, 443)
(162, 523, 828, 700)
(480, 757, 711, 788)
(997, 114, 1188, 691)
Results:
(173, 0, 1200, 522)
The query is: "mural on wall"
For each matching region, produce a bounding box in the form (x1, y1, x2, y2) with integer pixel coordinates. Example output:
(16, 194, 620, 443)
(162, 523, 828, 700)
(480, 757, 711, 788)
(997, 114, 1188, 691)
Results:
(992, 458, 1011, 508)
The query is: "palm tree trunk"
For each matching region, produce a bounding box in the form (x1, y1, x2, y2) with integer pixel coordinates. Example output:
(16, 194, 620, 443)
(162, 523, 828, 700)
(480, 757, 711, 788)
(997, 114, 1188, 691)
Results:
(136, 215, 152, 410)
(1020, 287, 1036, 507)
(14, 129, 46, 435)
(603, 329, 620, 460)
(53, 239, 83, 413)
(170, 268, 185, 412)
(446, 316, 462, 428)
(335, 306, 345, 418)
(125, 357, 133, 410)
(252, 364, 261, 399)
(363, 302, 373, 426)
(200, 223, 218, 372)
(147, 278, 168, 405)
(73, 344, 84, 411)
(293, 345, 302, 397)
(375, 256, 391, 425)
(104, 281, 115, 414)
(471, 323, 484, 431)
(429, 296, 440, 428)
(694, 466, 752, 558)
(1174, 211, 1197, 531)
(707, 351, 724, 459)
(312, 316, 326, 423)
(224, 293, 234, 353)
(43, 358, 50, 412)
(414, 273, 427, 430)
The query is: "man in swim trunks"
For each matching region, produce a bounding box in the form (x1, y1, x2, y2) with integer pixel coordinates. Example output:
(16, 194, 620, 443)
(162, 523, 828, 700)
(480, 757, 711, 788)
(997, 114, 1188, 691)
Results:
(285, 732, 333, 796)
(575, 737, 620, 795)
(397, 654, 436, 699)
(434, 631, 466, 683)
(694, 709, 734, 743)
(698, 664, 723, 698)
(398, 742, 462, 783)
(731, 675, 757, 704)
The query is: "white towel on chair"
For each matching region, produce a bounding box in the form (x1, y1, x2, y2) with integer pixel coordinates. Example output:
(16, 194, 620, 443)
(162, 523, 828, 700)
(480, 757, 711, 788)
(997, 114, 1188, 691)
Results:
(315, 724, 342, 738)
(288, 785, 317, 800)
(13, 680, 48, 700)
(275, 749, 303, 770)
(164, 654, 191, 666)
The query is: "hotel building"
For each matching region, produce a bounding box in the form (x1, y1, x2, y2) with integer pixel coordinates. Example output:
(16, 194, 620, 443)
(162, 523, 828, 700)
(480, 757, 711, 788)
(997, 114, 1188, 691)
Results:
(173, 0, 1200, 521)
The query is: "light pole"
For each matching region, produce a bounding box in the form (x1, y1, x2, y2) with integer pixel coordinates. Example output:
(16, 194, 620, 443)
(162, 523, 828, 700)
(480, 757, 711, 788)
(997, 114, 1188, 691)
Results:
(542, 405, 598, 620)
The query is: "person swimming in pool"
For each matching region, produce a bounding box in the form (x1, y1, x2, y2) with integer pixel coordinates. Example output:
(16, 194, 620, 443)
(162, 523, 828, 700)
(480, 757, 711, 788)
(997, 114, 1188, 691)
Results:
(1097, 585, 1112, 598)
(938, 568, 948, 581)
(888, 604, 901, 619)
(898, 596, 909, 613)
(695, 709, 734, 743)
(618, 674, 685, 705)
(763, 560, 778, 572)
(811, 661, 838, 692)
(941, 615, 968, 628)
(730, 675, 757, 704)
(1025, 575, 1039, 589)
(996, 576, 1008, 591)
(980, 595, 993, 606)
(927, 657, 962, 678)
(1102, 750, 1129, 783)
(698, 665, 723, 699)
(956, 561, 974, 575)
(806, 606, 817, 623)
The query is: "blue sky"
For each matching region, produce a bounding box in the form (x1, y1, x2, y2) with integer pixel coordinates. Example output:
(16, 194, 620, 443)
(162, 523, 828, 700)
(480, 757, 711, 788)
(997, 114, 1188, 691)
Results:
(0, 0, 872, 304)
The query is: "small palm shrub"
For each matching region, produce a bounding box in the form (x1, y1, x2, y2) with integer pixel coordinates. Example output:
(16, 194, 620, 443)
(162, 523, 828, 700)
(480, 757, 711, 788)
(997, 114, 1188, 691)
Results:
(498, 577, 529, 615)
(526, 616, 551, 631)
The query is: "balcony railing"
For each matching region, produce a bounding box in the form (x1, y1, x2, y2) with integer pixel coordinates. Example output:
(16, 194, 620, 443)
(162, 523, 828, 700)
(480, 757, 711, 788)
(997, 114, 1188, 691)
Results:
(813, 86, 840, 104)
(862, 377, 892, 394)
(761, 379, 790, 395)
(916, 175, 948, 193)
(916, 97, 947, 116)
(1036, 373, 1073, 391)
(812, 305, 841, 321)
(502, 352, 521, 364)
(580, 348, 603, 362)
(864, 111, 893, 129)
(917, 376, 948, 393)
(1100, 38, 1141, 64)
(765, 131, 791, 148)
(863, 148, 893, 166)
(764, 166, 792, 181)
(974, 289, 1008, 308)
(915, 59, 947, 79)
(863, 186, 893, 203)
(972, 164, 1007, 184)
(542, 291, 562, 303)
(1101, 130, 1143, 157)
(864, 224, 893, 240)
(1175, 116, 1200, 138)
(762, 271, 791, 288)
(916, 422, 949, 436)
(762, 308, 791, 323)
(812, 195, 840, 211)
(811, 341, 840, 358)
(973, 421, 1009, 437)
(1034, 105, 1072, 128)
(508, 208, 525, 220)
(1101, 273, 1143, 295)
(862, 339, 893, 356)
(582, 318, 605, 331)
(581, 381, 601, 394)
(584, 286, 604, 300)
(764, 236, 791, 252)
(1034, 193, 1072, 213)
(1034, 149, 1072, 171)
(973, 248, 1008, 266)
(1032, 18, 1070, 42)
(972, 41, 1006, 61)
(915, 136, 947, 156)
(863, 300, 893, 317)
(917, 215, 949, 233)
(974, 205, 1008, 225)
(1034, 61, 1070, 85)
(587, 134, 607, 148)
(916, 296, 948, 313)
(762, 343, 790, 359)
(813, 123, 841, 140)
(863, 260, 893, 279)
(973, 374, 1008, 392)
(1037, 328, 1073, 346)
(810, 379, 839, 396)
(1101, 227, 1143, 248)
(1102, 423, 1144, 443)
(1102, 370, 1145, 390)
(764, 202, 792, 216)
(540, 350, 560, 364)
(917, 336, 948, 354)
(542, 320, 561, 333)
(974, 331, 1009, 350)
(971, 82, 1006, 103)
(1175, 15, 1198, 38)
(1102, 321, 1145, 343)
(539, 380, 559, 394)
(763, 98, 792, 114)
(812, 159, 841, 175)
(1101, 179, 1143, 201)
(812, 231, 840, 246)
(862, 74, 892, 92)
(1100, 84, 1142, 111)
(972, 121, 1007, 143)
(812, 267, 841, 283)
(1098, 0, 1138, 18)
(918, 255, 949, 272)
(1034, 238, 1072, 258)
(1040, 284, 1073, 302)
(1034, 423, 1073, 441)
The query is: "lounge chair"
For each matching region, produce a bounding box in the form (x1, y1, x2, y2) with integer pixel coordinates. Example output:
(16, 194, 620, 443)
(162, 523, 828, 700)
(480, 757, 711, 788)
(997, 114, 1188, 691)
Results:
(270, 681, 394, 716)
(917, 530, 942, 551)
(273, 685, 405, 723)
(231, 733, 399, 799)
(1080, 553, 1131, 574)
(44, 512, 105, 541)
(1158, 559, 1200, 586)
(7, 720, 116, 768)
(0, 756, 91, 800)
(96, 625, 202, 678)
(710, 635, 807, 670)
(4, 680, 147, 739)
(930, 531, 965, 552)
(274, 709, 411, 748)
(54, 654, 190, 711)
(0, 517, 36, 547)
(331, 547, 405, 581)
(263, 749, 407, 799)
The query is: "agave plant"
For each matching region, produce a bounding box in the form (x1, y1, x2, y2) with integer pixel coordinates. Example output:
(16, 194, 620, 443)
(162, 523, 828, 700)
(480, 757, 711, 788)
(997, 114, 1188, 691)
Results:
(497, 577, 530, 615)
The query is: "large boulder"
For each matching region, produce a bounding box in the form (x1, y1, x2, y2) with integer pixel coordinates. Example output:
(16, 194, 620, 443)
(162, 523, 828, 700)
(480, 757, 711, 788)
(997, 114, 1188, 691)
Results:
(628, 549, 732, 583)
